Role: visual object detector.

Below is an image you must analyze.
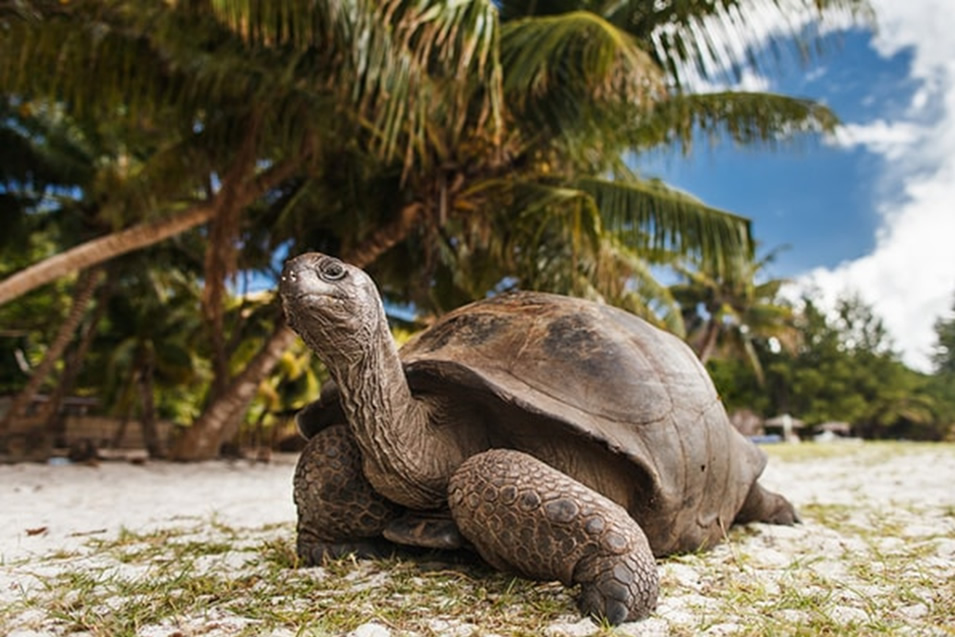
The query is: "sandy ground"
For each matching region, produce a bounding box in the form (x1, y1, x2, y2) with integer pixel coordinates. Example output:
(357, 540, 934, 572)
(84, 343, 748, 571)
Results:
(1, 456, 298, 565)
(2, 443, 954, 636)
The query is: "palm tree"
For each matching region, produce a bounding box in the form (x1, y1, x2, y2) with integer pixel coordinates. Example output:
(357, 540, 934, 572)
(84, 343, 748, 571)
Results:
(0, 0, 504, 303)
(0, 97, 105, 436)
(0, 267, 103, 433)
(0, 0, 870, 304)
(297, 1, 864, 315)
(2, 0, 870, 458)
(93, 255, 208, 458)
(671, 247, 797, 384)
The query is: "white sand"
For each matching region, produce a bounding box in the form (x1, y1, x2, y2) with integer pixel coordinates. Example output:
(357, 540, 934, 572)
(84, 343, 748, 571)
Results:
(1, 457, 297, 564)
(2, 444, 954, 636)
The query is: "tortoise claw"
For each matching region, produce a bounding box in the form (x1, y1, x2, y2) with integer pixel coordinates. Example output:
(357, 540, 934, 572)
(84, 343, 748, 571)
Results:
(575, 551, 659, 624)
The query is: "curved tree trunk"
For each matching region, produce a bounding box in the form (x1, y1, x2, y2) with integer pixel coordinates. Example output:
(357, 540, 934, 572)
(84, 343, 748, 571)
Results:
(696, 318, 721, 364)
(136, 347, 164, 459)
(169, 320, 298, 461)
(345, 202, 423, 268)
(0, 156, 302, 307)
(42, 273, 112, 445)
(203, 114, 263, 401)
(0, 207, 213, 306)
(0, 268, 103, 433)
(169, 201, 424, 461)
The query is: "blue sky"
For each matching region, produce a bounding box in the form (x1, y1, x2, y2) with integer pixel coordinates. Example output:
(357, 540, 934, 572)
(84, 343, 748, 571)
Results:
(636, 2, 955, 372)
(639, 29, 902, 273)
(251, 3, 953, 373)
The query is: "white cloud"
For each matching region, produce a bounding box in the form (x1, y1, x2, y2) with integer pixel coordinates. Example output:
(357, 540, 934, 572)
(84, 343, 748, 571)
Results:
(793, 0, 955, 372)
(824, 119, 923, 160)
(658, 1, 955, 371)
(687, 67, 772, 94)
(656, 0, 862, 90)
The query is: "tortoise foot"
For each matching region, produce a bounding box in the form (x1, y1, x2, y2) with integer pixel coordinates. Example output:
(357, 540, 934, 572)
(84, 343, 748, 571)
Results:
(735, 481, 800, 526)
(293, 424, 402, 565)
(448, 449, 658, 624)
(575, 547, 658, 624)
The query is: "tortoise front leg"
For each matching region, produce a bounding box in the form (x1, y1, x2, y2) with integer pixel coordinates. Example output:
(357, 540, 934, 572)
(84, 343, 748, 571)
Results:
(448, 449, 658, 625)
(293, 424, 402, 564)
(735, 480, 800, 526)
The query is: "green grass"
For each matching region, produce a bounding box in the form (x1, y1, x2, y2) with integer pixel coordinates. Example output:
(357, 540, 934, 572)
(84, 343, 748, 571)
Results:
(2, 442, 954, 636)
(763, 440, 955, 463)
(1, 523, 580, 636)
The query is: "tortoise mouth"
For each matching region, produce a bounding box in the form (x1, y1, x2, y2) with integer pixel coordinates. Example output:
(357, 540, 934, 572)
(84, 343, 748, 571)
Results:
(281, 291, 333, 320)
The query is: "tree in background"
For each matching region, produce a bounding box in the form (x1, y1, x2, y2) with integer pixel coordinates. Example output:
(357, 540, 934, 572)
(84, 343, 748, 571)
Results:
(0, 97, 106, 435)
(1, 0, 875, 458)
(932, 294, 955, 375)
(165, 0, 864, 458)
(671, 247, 797, 384)
(710, 293, 949, 440)
(928, 294, 955, 438)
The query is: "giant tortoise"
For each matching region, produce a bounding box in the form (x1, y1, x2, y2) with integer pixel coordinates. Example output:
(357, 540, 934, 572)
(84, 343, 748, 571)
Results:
(279, 252, 797, 624)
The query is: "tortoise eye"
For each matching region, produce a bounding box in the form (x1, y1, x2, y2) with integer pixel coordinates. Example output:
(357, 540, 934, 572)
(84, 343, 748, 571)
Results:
(319, 260, 347, 282)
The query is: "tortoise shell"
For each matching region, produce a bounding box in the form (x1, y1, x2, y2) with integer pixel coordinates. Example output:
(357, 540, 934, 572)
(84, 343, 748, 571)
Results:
(298, 290, 768, 556)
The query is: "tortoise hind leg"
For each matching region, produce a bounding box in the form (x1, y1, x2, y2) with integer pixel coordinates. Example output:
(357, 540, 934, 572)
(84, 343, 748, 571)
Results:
(735, 481, 800, 525)
(294, 424, 402, 564)
(448, 449, 658, 625)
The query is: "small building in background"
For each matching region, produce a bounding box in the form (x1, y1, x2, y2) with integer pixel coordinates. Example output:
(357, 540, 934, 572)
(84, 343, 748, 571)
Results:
(764, 413, 806, 443)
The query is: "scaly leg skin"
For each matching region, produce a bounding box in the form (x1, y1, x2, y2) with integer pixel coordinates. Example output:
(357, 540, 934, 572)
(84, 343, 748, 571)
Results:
(293, 424, 402, 565)
(735, 481, 800, 526)
(448, 449, 659, 625)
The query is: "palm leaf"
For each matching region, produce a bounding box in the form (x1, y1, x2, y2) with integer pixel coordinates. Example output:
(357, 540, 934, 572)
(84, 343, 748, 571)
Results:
(501, 11, 664, 141)
(574, 176, 753, 272)
(630, 91, 839, 152)
(590, 236, 686, 335)
(209, 0, 504, 165)
(615, 0, 874, 88)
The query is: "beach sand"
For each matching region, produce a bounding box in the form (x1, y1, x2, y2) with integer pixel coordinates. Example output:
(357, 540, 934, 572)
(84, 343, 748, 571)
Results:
(2, 443, 953, 635)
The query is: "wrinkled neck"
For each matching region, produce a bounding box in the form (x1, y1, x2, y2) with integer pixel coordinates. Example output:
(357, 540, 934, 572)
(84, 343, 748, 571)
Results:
(327, 322, 450, 509)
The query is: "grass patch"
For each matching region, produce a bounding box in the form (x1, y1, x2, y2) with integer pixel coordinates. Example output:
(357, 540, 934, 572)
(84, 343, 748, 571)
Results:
(1, 522, 581, 636)
(3, 443, 954, 636)
(763, 440, 955, 464)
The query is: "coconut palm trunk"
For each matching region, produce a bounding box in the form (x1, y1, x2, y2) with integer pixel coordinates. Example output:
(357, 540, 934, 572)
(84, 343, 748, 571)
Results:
(42, 273, 113, 444)
(136, 347, 164, 458)
(0, 208, 213, 307)
(0, 268, 103, 433)
(696, 318, 722, 364)
(169, 319, 299, 460)
(343, 203, 423, 269)
(0, 158, 301, 307)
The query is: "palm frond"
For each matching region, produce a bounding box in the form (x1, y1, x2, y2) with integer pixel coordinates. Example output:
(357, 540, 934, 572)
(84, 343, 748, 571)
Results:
(574, 176, 753, 273)
(631, 91, 839, 152)
(501, 11, 664, 141)
(591, 237, 686, 335)
(497, 0, 873, 89)
(628, 0, 874, 88)
(209, 0, 504, 165)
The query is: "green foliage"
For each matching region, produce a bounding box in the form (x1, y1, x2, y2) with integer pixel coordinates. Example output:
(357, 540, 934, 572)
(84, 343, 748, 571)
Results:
(87, 252, 208, 423)
(710, 293, 952, 440)
(932, 294, 955, 375)
(928, 295, 955, 436)
(1, 0, 878, 449)
(672, 246, 796, 383)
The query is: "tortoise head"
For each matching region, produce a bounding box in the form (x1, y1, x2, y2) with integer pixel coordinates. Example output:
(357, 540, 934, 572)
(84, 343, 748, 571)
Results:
(280, 252, 386, 363)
